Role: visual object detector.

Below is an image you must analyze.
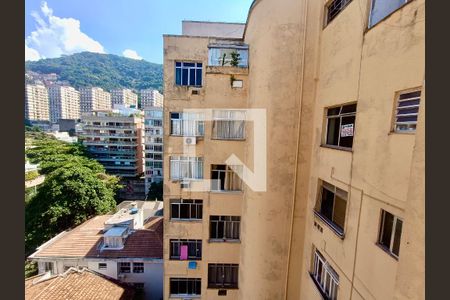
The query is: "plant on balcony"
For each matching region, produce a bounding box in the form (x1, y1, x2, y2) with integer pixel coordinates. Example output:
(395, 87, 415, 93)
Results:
(230, 51, 241, 67)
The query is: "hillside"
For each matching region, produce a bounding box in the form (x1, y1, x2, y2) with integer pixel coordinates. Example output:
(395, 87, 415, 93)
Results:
(25, 52, 163, 92)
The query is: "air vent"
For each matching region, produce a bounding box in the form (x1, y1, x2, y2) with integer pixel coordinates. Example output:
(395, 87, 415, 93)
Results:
(191, 90, 199, 95)
(218, 290, 227, 296)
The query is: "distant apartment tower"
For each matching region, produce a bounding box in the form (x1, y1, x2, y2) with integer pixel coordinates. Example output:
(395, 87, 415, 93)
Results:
(144, 107, 163, 195)
(48, 85, 80, 123)
(80, 108, 144, 178)
(140, 89, 163, 108)
(111, 88, 138, 108)
(25, 84, 49, 121)
(80, 87, 111, 113)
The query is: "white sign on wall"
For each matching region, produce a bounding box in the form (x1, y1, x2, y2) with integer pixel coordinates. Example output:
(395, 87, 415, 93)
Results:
(340, 124, 354, 137)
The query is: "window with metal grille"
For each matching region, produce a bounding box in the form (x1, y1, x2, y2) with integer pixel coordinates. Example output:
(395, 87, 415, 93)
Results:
(118, 262, 131, 274)
(394, 90, 421, 133)
(311, 249, 339, 300)
(170, 156, 203, 180)
(212, 110, 246, 140)
(324, 103, 356, 149)
(314, 181, 347, 236)
(378, 210, 403, 258)
(170, 239, 202, 260)
(170, 112, 205, 136)
(170, 199, 203, 220)
(133, 262, 144, 273)
(208, 264, 239, 289)
(175, 62, 203, 86)
(211, 165, 243, 191)
(210, 216, 241, 241)
(325, 0, 352, 25)
(170, 278, 201, 296)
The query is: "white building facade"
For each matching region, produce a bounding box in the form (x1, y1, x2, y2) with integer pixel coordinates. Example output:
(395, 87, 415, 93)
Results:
(144, 107, 164, 195)
(48, 85, 80, 123)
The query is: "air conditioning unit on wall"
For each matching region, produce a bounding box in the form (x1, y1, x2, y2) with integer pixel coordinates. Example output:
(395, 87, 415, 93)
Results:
(180, 180, 190, 189)
(183, 136, 196, 145)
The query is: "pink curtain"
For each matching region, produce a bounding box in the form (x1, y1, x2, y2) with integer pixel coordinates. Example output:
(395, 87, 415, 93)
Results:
(180, 245, 188, 260)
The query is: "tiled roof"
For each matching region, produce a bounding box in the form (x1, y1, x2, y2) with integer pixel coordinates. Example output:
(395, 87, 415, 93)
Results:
(25, 268, 134, 300)
(30, 215, 163, 259)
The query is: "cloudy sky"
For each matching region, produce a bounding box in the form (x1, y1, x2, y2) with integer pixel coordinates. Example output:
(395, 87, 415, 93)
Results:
(25, 0, 253, 63)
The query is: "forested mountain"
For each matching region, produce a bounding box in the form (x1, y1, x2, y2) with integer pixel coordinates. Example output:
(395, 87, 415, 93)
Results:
(25, 52, 163, 92)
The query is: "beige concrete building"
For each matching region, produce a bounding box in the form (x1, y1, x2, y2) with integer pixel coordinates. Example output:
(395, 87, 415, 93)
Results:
(111, 88, 138, 108)
(80, 87, 112, 113)
(48, 85, 80, 123)
(163, 1, 425, 299)
(140, 89, 164, 108)
(25, 84, 49, 121)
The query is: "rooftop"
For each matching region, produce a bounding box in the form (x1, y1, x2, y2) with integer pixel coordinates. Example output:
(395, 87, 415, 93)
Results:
(29, 215, 163, 259)
(25, 267, 134, 300)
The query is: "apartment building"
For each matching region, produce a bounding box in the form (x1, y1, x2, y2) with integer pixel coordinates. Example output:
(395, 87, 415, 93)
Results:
(163, 0, 424, 299)
(111, 88, 138, 108)
(80, 108, 144, 178)
(140, 89, 164, 108)
(25, 84, 49, 121)
(80, 87, 112, 113)
(163, 20, 248, 299)
(48, 85, 80, 123)
(144, 106, 164, 194)
(28, 201, 164, 299)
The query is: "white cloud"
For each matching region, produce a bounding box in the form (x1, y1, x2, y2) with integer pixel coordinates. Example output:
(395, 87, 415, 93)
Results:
(122, 49, 143, 60)
(25, 1, 105, 61)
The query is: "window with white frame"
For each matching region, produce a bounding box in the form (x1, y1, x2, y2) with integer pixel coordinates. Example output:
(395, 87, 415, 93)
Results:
(170, 239, 202, 260)
(378, 209, 403, 258)
(210, 216, 240, 241)
(170, 156, 203, 180)
(325, 0, 352, 26)
(211, 164, 243, 191)
(133, 262, 144, 273)
(314, 180, 347, 236)
(369, 0, 409, 27)
(170, 278, 201, 297)
(170, 112, 205, 136)
(311, 249, 339, 300)
(208, 46, 249, 67)
(44, 262, 54, 273)
(170, 199, 203, 220)
(118, 262, 131, 274)
(324, 103, 356, 149)
(212, 110, 245, 140)
(394, 90, 421, 133)
(175, 62, 202, 86)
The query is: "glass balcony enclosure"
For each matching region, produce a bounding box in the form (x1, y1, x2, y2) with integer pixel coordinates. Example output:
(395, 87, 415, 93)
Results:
(208, 44, 249, 68)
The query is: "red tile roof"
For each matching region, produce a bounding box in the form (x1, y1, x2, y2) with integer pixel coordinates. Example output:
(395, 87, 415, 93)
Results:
(25, 268, 134, 300)
(30, 215, 163, 259)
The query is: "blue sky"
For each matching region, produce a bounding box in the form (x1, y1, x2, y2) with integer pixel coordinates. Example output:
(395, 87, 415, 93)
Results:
(25, 0, 254, 64)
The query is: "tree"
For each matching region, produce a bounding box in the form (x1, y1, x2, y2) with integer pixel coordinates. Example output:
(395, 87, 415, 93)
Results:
(25, 165, 119, 255)
(147, 181, 163, 201)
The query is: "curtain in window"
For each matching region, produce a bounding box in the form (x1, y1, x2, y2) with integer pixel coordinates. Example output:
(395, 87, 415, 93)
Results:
(212, 110, 245, 139)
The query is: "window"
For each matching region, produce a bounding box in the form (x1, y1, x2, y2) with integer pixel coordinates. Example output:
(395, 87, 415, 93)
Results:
(44, 262, 54, 273)
(394, 90, 421, 133)
(170, 199, 203, 220)
(170, 239, 202, 260)
(324, 103, 356, 149)
(208, 264, 239, 289)
(170, 112, 205, 136)
(325, 0, 352, 26)
(133, 262, 145, 273)
(314, 181, 347, 236)
(211, 165, 243, 191)
(118, 262, 131, 274)
(175, 62, 203, 86)
(311, 249, 339, 300)
(369, 0, 408, 27)
(170, 278, 201, 297)
(378, 210, 403, 258)
(170, 156, 203, 180)
(208, 47, 249, 67)
(212, 110, 245, 140)
(98, 263, 107, 270)
(210, 216, 240, 241)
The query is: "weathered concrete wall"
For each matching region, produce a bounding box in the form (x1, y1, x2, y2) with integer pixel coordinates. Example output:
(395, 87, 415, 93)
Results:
(182, 21, 245, 39)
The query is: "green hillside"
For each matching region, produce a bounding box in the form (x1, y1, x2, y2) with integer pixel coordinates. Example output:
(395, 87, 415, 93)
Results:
(25, 52, 163, 92)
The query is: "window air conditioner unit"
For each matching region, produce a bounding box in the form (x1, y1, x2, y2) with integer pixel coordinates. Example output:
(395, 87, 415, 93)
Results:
(183, 136, 196, 145)
(180, 180, 190, 189)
